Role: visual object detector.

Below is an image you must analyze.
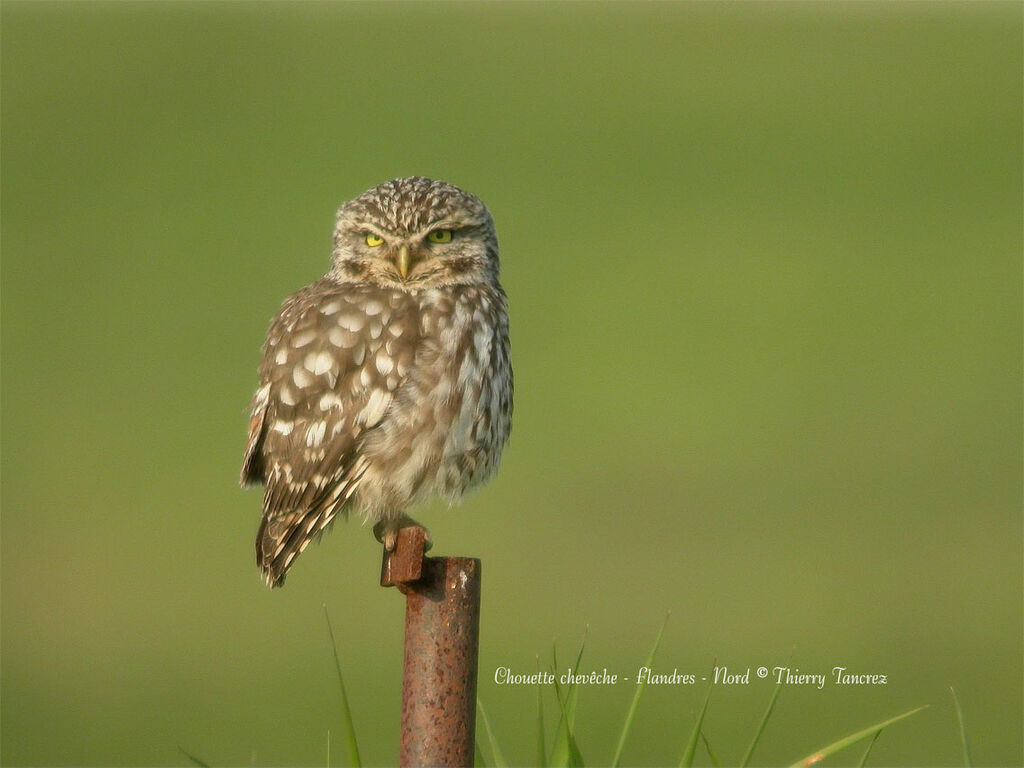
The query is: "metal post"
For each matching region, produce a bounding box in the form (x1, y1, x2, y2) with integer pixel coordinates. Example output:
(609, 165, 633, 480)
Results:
(382, 527, 481, 768)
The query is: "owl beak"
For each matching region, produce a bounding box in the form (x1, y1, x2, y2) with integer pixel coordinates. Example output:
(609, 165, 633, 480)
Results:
(397, 245, 412, 279)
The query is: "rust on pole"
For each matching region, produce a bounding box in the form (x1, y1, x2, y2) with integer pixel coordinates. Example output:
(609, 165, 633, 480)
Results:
(382, 526, 481, 768)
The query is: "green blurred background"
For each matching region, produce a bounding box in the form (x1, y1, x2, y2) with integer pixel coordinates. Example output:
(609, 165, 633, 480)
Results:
(2, 1, 1021, 765)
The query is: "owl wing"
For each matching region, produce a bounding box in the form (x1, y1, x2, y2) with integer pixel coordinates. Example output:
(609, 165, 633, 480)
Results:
(240, 381, 270, 488)
(243, 281, 419, 586)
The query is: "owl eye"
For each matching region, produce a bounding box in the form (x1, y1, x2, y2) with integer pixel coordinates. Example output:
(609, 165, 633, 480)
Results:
(365, 233, 385, 247)
(427, 229, 453, 244)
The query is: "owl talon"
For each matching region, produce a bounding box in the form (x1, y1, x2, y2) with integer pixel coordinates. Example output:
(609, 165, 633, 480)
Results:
(373, 520, 394, 550)
(374, 518, 431, 553)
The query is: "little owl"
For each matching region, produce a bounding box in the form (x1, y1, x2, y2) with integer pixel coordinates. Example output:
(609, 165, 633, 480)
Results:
(241, 177, 512, 587)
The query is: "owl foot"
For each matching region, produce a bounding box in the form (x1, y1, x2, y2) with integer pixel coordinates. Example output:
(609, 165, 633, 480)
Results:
(374, 516, 432, 552)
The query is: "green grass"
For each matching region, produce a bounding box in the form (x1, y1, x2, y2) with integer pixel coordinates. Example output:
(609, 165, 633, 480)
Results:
(950, 687, 973, 768)
(611, 613, 669, 768)
(535, 656, 547, 768)
(785, 707, 928, 768)
(856, 731, 882, 768)
(548, 631, 587, 768)
(324, 606, 362, 768)
(477, 699, 509, 768)
(739, 654, 785, 767)
(177, 747, 211, 768)
(473, 625, 930, 768)
(185, 618, 958, 767)
(679, 676, 713, 768)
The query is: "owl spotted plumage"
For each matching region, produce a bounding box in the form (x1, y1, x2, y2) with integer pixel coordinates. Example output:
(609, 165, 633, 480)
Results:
(241, 177, 512, 587)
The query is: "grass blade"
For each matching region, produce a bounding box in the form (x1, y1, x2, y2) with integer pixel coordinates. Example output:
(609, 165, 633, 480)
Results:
(611, 612, 669, 768)
(549, 631, 587, 768)
(549, 642, 566, 765)
(679, 677, 713, 768)
(477, 699, 509, 768)
(566, 628, 587, 732)
(855, 730, 881, 768)
(950, 687, 973, 768)
(323, 605, 362, 768)
(536, 656, 548, 768)
(550, 641, 565, 725)
(475, 740, 488, 768)
(701, 730, 722, 768)
(740, 666, 784, 767)
(785, 706, 927, 768)
(550, 671, 585, 767)
(178, 747, 210, 768)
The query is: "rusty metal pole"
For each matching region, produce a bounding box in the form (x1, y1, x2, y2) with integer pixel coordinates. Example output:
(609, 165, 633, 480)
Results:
(381, 526, 481, 768)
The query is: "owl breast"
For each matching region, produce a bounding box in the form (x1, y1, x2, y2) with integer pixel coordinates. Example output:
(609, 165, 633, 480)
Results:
(353, 284, 512, 519)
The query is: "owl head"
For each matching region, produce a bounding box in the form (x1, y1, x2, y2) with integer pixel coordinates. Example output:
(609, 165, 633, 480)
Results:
(329, 177, 499, 290)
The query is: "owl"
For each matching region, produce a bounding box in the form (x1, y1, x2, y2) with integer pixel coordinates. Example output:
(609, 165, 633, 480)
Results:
(240, 177, 512, 587)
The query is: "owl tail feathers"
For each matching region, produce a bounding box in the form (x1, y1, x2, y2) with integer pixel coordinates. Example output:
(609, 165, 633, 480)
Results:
(256, 508, 335, 588)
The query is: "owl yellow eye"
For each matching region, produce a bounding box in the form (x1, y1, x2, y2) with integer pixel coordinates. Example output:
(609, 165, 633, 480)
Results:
(427, 229, 453, 244)
(365, 233, 384, 247)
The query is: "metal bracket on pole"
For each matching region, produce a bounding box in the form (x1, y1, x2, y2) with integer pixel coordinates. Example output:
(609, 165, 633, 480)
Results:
(382, 526, 481, 768)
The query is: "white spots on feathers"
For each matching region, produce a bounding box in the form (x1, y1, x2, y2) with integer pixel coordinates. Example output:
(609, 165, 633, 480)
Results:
(337, 313, 365, 332)
(272, 420, 294, 435)
(329, 327, 353, 347)
(319, 392, 344, 411)
(292, 330, 317, 348)
(252, 383, 270, 410)
(320, 299, 342, 316)
(279, 385, 298, 406)
(305, 351, 334, 376)
(293, 365, 313, 389)
(359, 387, 391, 427)
(305, 420, 327, 447)
(376, 355, 394, 376)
